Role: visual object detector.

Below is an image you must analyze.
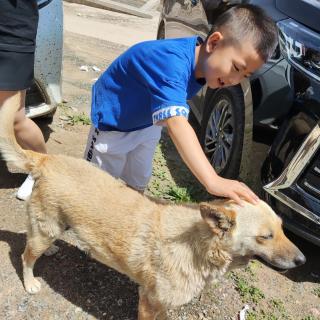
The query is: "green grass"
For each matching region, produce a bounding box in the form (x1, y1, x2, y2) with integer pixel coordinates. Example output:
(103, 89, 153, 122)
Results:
(57, 102, 91, 126)
(57, 101, 69, 112)
(230, 272, 265, 304)
(244, 260, 261, 278)
(246, 308, 292, 320)
(167, 185, 193, 202)
(149, 141, 198, 202)
(312, 286, 320, 298)
(66, 112, 91, 126)
(270, 298, 286, 313)
(247, 311, 278, 320)
(243, 297, 292, 320)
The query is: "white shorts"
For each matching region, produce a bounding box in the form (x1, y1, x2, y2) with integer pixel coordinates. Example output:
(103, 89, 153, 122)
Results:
(84, 125, 162, 190)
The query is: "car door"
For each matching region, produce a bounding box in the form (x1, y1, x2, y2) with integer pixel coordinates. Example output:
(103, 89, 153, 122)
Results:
(162, 0, 209, 38)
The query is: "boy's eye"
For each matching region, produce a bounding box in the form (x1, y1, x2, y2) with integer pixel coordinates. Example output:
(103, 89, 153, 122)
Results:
(233, 64, 239, 72)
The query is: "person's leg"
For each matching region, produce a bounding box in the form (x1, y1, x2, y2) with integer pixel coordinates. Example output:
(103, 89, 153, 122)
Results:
(12, 91, 47, 153)
(0, 90, 47, 153)
(0, 90, 47, 200)
(121, 126, 162, 191)
(0, 0, 40, 200)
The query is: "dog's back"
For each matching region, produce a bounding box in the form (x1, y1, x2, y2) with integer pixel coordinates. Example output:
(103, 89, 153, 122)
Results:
(27, 152, 204, 286)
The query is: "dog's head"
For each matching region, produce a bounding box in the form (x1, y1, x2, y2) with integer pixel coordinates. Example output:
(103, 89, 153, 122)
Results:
(200, 200, 306, 271)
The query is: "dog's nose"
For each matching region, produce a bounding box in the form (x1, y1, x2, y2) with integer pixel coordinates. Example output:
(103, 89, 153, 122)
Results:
(294, 253, 306, 266)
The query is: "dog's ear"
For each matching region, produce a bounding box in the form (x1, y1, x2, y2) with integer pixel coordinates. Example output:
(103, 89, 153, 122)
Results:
(200, 202, 236, 235)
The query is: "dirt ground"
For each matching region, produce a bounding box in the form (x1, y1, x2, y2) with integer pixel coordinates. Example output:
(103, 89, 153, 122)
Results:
(0, 3, 319, 320)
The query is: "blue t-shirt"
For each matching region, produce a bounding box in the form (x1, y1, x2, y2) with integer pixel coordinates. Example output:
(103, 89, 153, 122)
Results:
(91, 36, 205, 132)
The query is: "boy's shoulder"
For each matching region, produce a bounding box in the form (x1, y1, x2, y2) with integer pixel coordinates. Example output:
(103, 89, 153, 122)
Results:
(129, 36, 197, 60)
(100, 36, 199, 86)
(122, 36, 198, 76)
(136, 36, 196, 48)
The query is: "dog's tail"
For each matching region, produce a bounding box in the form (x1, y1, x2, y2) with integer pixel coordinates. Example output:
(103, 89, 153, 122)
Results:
(0, 93, 44, 172)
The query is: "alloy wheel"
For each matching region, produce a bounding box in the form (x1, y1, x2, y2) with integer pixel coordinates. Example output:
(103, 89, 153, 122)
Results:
(204, 98, 234, 174)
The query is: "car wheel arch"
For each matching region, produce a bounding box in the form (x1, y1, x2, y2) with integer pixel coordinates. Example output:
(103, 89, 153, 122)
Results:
(239, 78, 254, 183)
(200, 80, 254, 182)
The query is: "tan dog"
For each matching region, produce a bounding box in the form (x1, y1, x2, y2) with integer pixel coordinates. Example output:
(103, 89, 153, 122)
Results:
(0, 99, 305, 319)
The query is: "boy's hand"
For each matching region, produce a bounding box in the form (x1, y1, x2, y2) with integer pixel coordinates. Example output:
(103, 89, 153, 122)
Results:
(206, 175, 259, 206)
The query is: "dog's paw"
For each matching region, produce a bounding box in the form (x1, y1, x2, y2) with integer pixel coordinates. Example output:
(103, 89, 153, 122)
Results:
(44, 244, 59, 256)
(25, 277, 42, 294)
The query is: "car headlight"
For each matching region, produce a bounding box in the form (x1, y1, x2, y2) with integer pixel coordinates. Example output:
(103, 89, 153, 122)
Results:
(278, 19, 320, 82)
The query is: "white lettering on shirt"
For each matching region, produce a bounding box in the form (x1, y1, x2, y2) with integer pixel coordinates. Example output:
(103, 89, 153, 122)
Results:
(152, 106, 189, 124)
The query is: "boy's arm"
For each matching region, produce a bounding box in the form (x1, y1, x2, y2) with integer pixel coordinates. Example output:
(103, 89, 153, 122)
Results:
(164, 116, 259, 206)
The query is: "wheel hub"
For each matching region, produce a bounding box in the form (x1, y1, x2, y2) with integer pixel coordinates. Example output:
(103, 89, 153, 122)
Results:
(204, 98, 234, 173)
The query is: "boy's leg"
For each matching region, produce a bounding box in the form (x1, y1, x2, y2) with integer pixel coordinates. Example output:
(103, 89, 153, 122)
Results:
(121, 126, 162, 191)
(84, 125, 128, 178)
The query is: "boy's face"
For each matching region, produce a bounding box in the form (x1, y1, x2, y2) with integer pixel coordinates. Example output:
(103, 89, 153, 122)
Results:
(201, 32, 264, 89)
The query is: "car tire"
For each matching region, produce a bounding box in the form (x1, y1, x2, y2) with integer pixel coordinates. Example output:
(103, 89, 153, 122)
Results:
(200, 86, 245, 179)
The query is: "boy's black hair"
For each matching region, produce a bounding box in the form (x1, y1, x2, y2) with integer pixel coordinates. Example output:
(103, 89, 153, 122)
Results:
(207, 4, 278, 62)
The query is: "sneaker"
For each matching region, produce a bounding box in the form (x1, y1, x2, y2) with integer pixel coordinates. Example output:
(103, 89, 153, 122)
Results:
(16, 174, 35, 201)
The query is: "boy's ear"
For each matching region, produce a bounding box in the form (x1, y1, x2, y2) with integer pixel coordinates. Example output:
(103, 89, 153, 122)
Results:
(200, 202, 236, 235)
(206, 31, 223, 53)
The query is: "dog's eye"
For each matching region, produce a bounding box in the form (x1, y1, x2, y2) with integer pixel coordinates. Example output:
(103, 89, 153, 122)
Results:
(259, 233, 274, 240)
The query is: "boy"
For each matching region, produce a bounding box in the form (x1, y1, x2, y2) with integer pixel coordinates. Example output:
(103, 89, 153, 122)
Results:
(84, 4, 278, 205)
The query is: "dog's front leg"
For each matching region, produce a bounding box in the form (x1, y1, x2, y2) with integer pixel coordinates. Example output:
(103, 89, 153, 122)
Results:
(138, 288, 165, 320)
(22, 235, 55, 294)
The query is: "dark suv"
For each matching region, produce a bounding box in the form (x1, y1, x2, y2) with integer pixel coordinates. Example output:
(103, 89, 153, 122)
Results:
(158, 0, 320, 245)
(260, 0, 320, 246)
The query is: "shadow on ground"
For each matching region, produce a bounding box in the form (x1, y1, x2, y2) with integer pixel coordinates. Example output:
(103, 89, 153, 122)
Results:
(0, 229, 139, 319)
(282, 231, 320, 284)
(0, 117, 53, 189)
(0, 160, 26, 189)
(34, 116, 54, 143)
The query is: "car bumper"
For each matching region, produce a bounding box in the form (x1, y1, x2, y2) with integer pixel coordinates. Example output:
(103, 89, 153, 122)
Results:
(263, 124, 320, 246)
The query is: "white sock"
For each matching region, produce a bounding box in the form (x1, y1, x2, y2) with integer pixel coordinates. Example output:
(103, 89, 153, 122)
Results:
(16, 174, 35, 201)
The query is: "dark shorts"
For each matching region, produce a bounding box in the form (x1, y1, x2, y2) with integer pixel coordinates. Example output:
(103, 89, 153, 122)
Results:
(0, 50, 35, 91)
(0, 0, 39, 91)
